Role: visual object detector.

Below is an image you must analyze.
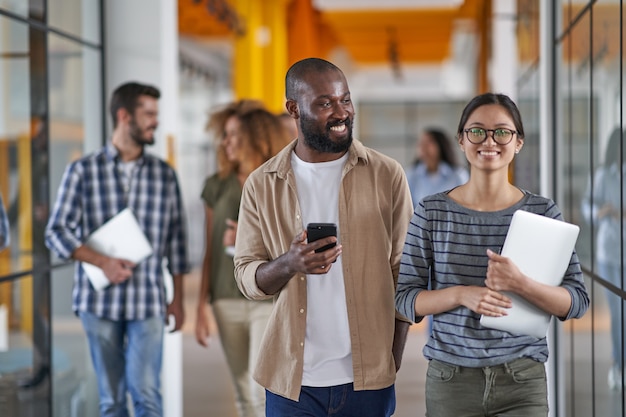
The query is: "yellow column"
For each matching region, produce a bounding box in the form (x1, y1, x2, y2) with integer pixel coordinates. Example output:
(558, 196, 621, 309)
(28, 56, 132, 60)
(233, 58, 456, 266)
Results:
(264, 0, 289, 113)
(18, 133, 33, 333)
(233, 0, 290, 113)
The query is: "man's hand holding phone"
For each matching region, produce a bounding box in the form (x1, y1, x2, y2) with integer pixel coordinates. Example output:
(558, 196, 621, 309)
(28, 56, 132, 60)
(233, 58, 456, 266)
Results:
(254, 224, 342, 295)
(306, 223, 340, 273)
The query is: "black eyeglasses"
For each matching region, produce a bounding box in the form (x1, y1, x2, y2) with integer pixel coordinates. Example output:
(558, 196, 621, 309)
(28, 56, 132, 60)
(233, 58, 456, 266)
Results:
(463, 128, 517, 145)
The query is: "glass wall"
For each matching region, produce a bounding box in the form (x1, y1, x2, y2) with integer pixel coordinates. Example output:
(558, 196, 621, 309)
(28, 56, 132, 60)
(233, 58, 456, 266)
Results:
(556, 1, 625, 416)
(0, 2, 103, 416)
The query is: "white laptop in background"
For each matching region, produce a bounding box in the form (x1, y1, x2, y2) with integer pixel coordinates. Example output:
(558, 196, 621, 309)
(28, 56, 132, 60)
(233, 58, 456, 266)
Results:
(479, 209, 580, 338)
(82, 208, 153, 291)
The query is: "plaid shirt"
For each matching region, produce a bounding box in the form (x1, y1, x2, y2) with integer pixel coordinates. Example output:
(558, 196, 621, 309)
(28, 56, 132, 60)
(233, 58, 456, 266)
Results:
(45, 144, 189, 320)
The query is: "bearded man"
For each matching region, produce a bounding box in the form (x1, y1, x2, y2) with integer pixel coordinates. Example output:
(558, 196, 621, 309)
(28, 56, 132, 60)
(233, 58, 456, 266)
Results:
(234, 58, 413, 417)
(45, 81, 189, 417)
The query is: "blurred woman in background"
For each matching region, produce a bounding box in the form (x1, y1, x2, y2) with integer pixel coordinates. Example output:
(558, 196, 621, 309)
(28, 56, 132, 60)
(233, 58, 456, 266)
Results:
(195, 100, 291, 417)
(405, 128, 468, 208)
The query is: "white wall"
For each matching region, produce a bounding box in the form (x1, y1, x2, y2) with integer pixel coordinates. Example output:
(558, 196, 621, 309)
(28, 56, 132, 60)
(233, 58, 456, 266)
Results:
(105, 1, 183, 415)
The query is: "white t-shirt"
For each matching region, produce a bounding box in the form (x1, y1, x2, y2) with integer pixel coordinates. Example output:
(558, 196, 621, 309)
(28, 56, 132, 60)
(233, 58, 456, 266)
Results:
(291, 151, 353, 387)
(118, 159, 138, 194)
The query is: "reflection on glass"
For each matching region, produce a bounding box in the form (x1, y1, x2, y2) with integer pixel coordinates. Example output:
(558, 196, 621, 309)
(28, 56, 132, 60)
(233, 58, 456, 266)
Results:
(0, 14, 32, 276)
(0, 192, 8, 251)
(0, 0, 28, 17)
(48, 0, 101, 45)
(560, 1, 626, 415)
(48, 32, 101, 416)
(581, 127, 626, 391)
(0, 276, 40, 415)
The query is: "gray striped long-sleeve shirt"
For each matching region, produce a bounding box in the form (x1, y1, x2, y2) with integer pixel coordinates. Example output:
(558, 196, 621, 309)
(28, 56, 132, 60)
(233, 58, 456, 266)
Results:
(395, 190, 589, 367)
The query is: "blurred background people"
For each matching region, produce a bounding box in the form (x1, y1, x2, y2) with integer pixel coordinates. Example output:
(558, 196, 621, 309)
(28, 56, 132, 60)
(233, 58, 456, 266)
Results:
(278, 112, 298, 140)
(405, 128, 468, 209)
(194, 99, 291, 417)
(405, 127, 468, 335)
(581, 127, 626, 390)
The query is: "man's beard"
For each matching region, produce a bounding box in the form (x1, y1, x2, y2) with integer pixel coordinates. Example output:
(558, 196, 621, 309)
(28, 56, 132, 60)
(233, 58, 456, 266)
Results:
(129, 117, 155, 146)
(300, 112, 353, 153)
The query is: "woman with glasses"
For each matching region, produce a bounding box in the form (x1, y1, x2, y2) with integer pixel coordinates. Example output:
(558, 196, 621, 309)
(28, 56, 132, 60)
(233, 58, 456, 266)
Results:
(395, 93, 589, 416)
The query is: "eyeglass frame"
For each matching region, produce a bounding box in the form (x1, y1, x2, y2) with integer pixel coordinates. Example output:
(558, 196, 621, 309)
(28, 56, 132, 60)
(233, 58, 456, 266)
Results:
(462, 128, 518, 145)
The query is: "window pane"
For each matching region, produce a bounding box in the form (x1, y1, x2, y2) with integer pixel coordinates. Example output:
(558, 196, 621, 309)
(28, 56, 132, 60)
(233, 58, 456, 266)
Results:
(559, 5, 615, 415)
(0, 276, 40, 416)
(48, 32, 102, 416)
(48, 0, 101, 45)
(0, 1, 28, 17)
(0, 15, 32, 275)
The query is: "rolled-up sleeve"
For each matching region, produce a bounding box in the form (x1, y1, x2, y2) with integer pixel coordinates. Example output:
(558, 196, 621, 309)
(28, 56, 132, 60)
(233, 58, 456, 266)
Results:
(395, 201, 432, 323)
(45, 162, 85, 259)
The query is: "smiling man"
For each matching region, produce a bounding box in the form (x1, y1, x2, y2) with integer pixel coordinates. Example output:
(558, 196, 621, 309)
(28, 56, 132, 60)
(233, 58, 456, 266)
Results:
(234, 58, 413, 417)
(45, 82, 189, 417)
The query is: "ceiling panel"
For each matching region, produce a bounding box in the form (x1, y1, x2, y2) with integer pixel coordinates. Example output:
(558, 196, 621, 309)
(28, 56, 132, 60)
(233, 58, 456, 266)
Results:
(178, 0, 483, 64)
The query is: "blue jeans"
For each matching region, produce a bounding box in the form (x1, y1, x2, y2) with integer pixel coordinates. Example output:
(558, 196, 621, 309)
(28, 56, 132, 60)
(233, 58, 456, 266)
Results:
(79, 311, 165, 417)
(265, 383, 395, 417)
(425, 358, 548, 417)
(599, 263, 626, 367)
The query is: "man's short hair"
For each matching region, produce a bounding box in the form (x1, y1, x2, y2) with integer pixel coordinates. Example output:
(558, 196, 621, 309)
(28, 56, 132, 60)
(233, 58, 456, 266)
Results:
(110, 82, 160, 128)
(285, 58, 341, 102)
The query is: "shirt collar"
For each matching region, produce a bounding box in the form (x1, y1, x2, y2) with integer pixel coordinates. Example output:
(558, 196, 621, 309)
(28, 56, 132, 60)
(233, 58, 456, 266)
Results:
(265, 138, 368, 180)
(105, 142, 145, 165)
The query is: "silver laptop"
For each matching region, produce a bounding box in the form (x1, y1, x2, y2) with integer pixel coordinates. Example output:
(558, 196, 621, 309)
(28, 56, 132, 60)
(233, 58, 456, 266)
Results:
(479, 209, 580, 338)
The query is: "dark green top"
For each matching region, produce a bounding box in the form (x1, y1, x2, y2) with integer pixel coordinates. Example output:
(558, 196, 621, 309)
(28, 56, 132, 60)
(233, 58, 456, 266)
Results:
(201, 173, 245, 301)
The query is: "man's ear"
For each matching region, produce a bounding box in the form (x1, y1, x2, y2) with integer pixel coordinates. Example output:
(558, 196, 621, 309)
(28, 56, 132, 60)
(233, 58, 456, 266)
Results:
(285, 99, 299, 119)
(116, 107, 131, 126)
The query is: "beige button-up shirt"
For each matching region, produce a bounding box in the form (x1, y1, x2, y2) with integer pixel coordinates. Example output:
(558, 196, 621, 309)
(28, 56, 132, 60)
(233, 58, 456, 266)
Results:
(234, 139, 413, 401)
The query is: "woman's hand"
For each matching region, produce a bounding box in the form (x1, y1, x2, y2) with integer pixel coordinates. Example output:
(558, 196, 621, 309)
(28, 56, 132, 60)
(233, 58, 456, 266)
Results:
(222, 218, 237, 247)
(195, 303, 211, 348)
(485, 249, 528, 294)
(461, 285, 512, 317)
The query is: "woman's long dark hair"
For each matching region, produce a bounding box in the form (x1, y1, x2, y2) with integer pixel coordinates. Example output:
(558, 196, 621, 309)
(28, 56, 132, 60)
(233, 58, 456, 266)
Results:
(416, 128, 460, 168)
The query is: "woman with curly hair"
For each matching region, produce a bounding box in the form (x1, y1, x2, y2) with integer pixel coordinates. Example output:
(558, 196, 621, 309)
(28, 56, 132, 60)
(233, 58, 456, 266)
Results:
(195, 100, 291, 417)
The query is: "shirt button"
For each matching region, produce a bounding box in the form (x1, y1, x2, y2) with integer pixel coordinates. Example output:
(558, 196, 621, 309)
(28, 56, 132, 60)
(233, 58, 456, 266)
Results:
(299, 308, 304, 313)
(296, 214, 300, 220)
(300, 342, 304, 347)
(300, 276, 305, 281)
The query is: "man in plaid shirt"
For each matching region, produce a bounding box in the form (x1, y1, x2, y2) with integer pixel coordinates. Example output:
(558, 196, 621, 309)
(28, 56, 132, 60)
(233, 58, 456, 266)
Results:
(45, 82, 189, 417)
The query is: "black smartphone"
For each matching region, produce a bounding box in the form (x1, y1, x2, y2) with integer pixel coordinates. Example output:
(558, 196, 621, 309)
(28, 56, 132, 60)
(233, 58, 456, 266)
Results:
(306, 223, 337, 253)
